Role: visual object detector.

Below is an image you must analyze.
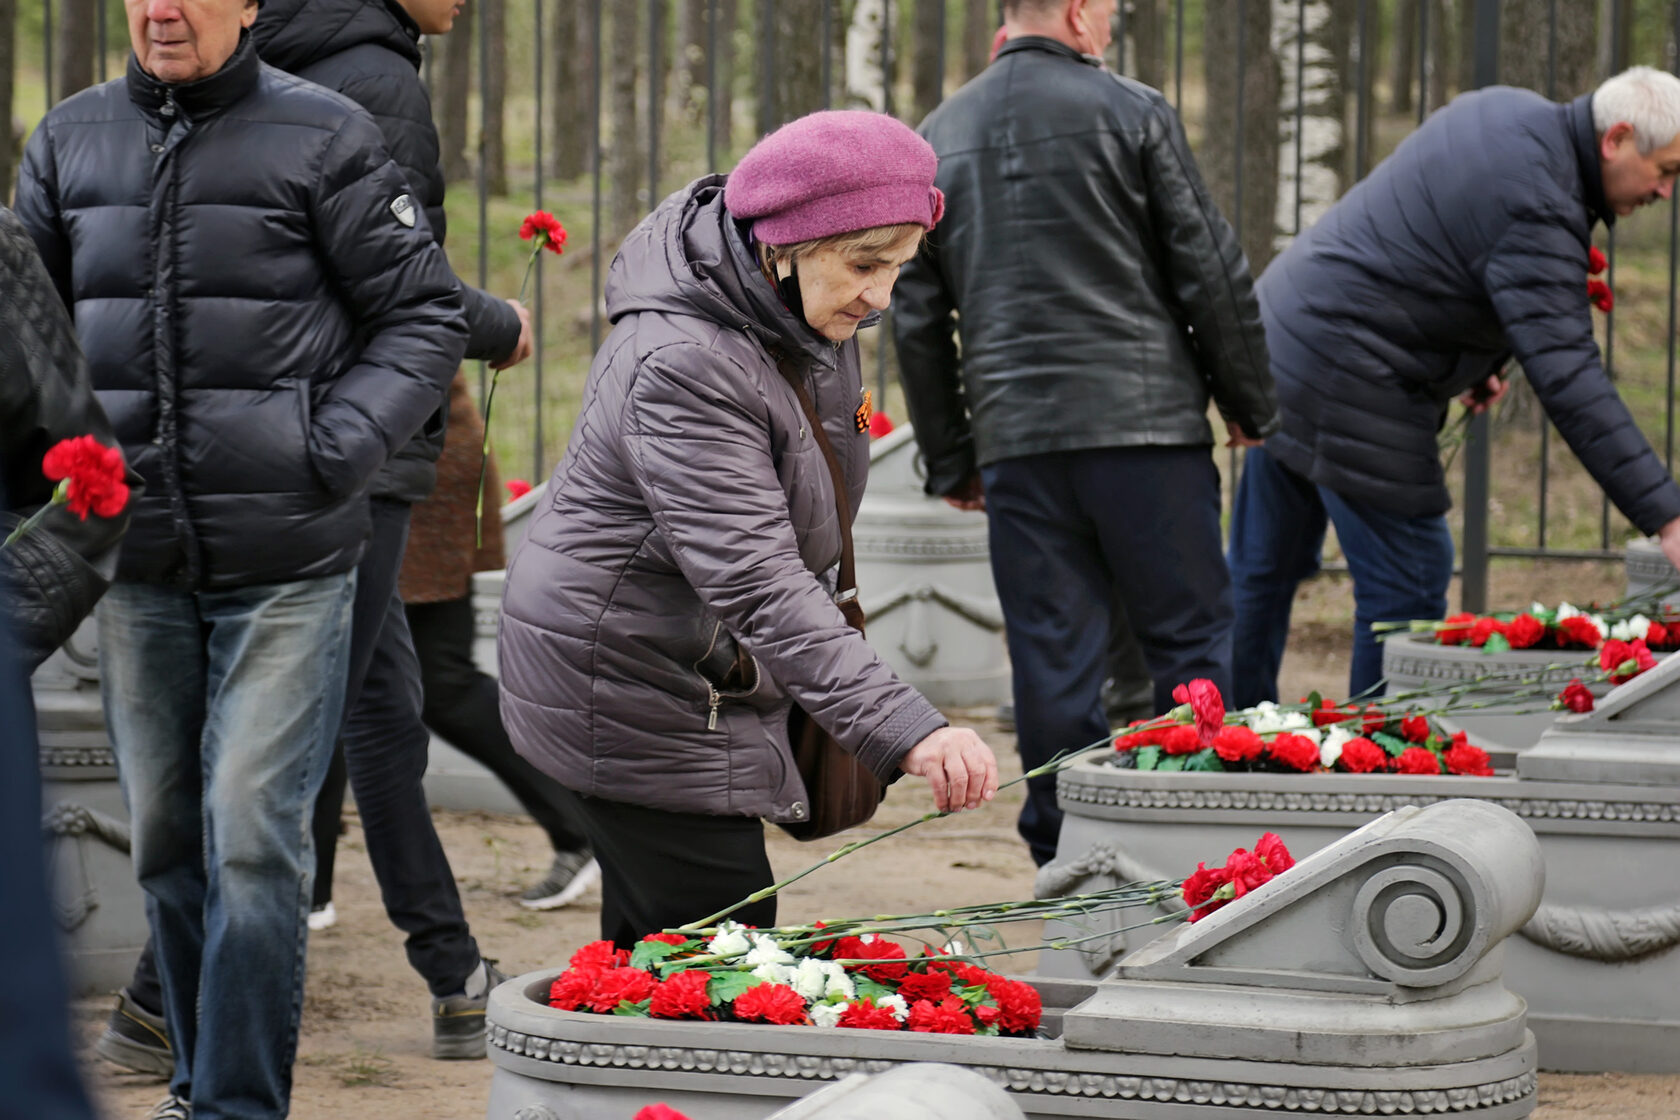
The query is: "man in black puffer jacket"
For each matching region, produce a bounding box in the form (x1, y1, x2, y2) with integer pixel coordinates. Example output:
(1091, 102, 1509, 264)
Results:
(1229, 65, 1680, 708)
(15, 2, 466, 1116)
(892, 0, 1276, 867)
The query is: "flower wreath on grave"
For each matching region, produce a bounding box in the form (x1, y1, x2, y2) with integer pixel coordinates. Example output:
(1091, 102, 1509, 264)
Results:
(1109, 680, 1496, 777)
(550, 832, 1296, 1031)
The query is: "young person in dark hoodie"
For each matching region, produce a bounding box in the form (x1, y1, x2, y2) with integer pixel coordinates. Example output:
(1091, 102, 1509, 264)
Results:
(94, 0, 572, 1077)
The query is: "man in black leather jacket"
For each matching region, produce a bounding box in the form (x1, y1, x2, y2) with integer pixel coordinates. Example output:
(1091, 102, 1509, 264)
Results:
(893, 0, 1277, 866)
(0, 207, 134, 671)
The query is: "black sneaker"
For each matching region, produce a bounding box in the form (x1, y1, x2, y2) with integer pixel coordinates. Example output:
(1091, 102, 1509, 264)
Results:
(518, 850, 599, 911)
(146, 1095, 190, 1119)
(96, 987, 174, 1079)
(431, 958, 507, 1060)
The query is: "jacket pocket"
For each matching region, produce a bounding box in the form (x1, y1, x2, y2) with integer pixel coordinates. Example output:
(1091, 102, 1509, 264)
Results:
(693, 618, 761, 730)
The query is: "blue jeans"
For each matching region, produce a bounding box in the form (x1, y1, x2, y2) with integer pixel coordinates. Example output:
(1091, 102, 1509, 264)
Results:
(98, 574, 355, 1120)
(983, 446, 1235, 866)
(1228, 446, 1454, 707)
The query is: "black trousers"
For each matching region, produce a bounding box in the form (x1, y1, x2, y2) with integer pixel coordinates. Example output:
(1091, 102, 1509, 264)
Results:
(404, 595, 588, 853)
(558, 789, 777, 949)
(982, 446, 1235, 867)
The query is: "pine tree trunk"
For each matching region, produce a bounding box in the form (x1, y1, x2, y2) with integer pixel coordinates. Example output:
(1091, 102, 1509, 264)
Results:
(437, 8, 474, 183)
(1131, 0, 1166, 92)
(483, 0, 508, 195)
(1457, 0, 1476, 94)
(845, 0, 887, 110)
(1503, 0, 1596, 100)
(55, 0, 96, 101)
(910, 0, 943, 123)
(963, 0, 991, 78)
(714, 0, 738, 156)
(1390, 0, 1417, 114)
(674, 0, 709, 121)
(1273, 0, 1345, 251)
(0, 0, 14, 203)
(1203, 0, 1280, 274)
(551, 0, 588, 178)
(609, 0, 641, 235)
(772, 0, 825, 127)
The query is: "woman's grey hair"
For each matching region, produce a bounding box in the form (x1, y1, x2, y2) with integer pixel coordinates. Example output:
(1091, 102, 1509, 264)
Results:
(1594, 66, 1680, 154)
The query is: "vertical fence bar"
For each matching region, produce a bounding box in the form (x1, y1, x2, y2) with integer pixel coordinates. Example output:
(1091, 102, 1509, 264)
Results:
(759, 0, 777, 134)
(43, 0, 54, 109)
(1115, 0, 1126, 74)
(1669, 0, 1680, 475)
(1293, 0, 1304, 235)
(706, 0, 719, 171)
(1537, 0, 1558, 548)
(1233, 0, 1245, 247)
(650, 0, 665, 208)
(820, 0, 832, 108)
(1353, 0, 1369, 180)
(936, 0, 947, 101)
(590, 0, 605, 352)
(477, 0, 490, 404)
(1173, 0, 1184, 110)
(533, 0, 546, 482)
(882, 0, 895, 117)
(1416, 0, 1429, 122)
(1461, 0, 1500, 613)
(97, 0, 107, 83)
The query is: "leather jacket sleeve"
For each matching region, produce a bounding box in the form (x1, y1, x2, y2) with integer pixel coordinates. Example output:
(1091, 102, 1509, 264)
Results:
(1142, 102, 1279, 439)
(0, 208, 135, 671)
(891, 237, 978, 498)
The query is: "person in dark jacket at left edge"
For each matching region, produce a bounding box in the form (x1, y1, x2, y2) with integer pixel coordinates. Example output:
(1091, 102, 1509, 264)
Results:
(15, 0, 467, 1116)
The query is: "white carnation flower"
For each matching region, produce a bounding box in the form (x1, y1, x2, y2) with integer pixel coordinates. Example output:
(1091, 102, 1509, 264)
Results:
(1627, 614, 1653, 640)
(821, 962, 855, 1001)
(1248, 701, 1312, 734)
(744, 933, 796, 970)
(1531, 601, 1548, 615)
(1588, 614, 1609, 639)
(1556, 602, 1580, 621)
(706, 922, 751, 959)
(790, 958, 831, 1001)
(752, 962, 795, 986)
(810, 1002, 845, 1029)
(876, 993, 909, 1021)
(1320, 723, 1356, 768)
(1611, 620, 1634, 642)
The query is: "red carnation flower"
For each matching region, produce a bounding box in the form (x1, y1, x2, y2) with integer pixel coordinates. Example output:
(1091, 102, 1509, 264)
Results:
(1606, 638, 1659, 684)
(1211, 724, 1264, 763)
(519, 210, 567, 254)
(1171, 678, 1226, 745)
(634, 1105, 694, 1120)
(505, 478, 533, 500)
(1400, 714, 1431, 743)
(1599, 639, 1633, 674)
(642, 931, 689, 946)
(897, 970, 953, 1003)
(1504, 613, 1545, 649)
(833, 936, 909, 982)
(1394, 747, 1444, 775)
(586, 966, 656, 1013)
(1224, 849, 1274, 897)
(649, 968, 713, 1019)
(1436, 612, 1476, 645)
(1266, 732, 1320, 771)
(1557, 678, 1595, 713)
(1338, 736, 1389, 774)
(569, 940, 628, 971)
(1557, 615, 1602, 648)
(988, 977, 1043, 1035)
(1468, 617, 1506, 647)
(1360, 705, 1387, 734)
(549, 964, 604, 1011)
(867, 411, 895, 438)
(1588, 245, 1608, 275)
(907, 996, 975, 1035)
(1254, 831, 1295, 874)
(1310, 698, 1356, 727)
(1443, 739, 1494, 777)
(1159, 724, 1202, 755)
(1588, 277, 1614, 313)
(836, 999, 903, 1031)
(1181, 861, 1233, 921)
(41, 435, 129, 520)
(731, 982, 807, 1025)
(1646, 620, 1671, 648)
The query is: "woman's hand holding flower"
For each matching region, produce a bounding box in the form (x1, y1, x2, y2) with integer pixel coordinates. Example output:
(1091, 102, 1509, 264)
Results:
(899, 727, 999, 812)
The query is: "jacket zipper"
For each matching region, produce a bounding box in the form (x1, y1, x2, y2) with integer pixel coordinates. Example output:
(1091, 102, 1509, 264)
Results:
(706, 683, 721, 731)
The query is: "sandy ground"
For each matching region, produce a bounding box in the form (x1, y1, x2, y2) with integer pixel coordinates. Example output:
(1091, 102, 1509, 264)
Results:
(73, 562, 1680, 1119)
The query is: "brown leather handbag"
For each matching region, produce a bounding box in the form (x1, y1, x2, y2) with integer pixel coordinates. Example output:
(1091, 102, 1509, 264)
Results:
(773, 356, 887, 841)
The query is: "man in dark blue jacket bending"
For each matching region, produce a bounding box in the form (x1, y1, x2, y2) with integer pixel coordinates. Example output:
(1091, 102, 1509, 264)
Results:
(1230, 65, 1680, 706)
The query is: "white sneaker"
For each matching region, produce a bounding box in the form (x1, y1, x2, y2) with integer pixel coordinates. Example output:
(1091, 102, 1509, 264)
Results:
(307, 901, 337, 931)
(519, 853, 600, 910)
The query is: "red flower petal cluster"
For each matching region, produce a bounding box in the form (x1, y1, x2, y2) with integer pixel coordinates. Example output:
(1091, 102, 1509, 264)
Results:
(1468, 617, 1506, 647)
(1443, 739, 1494, 777)
(1181, 863, 1230, 921)
(643, 931, 689, 946)
(1400, 715, 1431, 743)
(569, 940, 629, 971)
(1361, 705, 1387, 734)
(1394, 746, 1443, 775)
(519, 210, 568, 254)
(1310, 699, 1356, 727)
(896, 970, 952, 1003)
(833, 936, 909, 982)
(648, 968, 712, 1019)
(1225, 849, 1272, 896)
(1504, 612, 1545, 649)
(585, 966, 657, 1013)
(1602, 638, 1658, 684)
(42, 435, 129, 519)
(1557, 678, 1595, 713)
(907, 996, 975, 1035)
(633, 1105, 693, 1120)
(1588, 245, 1608, 274)
(548, 966, 600, 1011)
(1254, 831, 1295, 874)
(1436, 612, 1476, 645)
(1171, 678, 1226, 745)
(1266, 732, 1319, 771)
(867, 411, 896, 438)
(1159, 725, 1201, 755)
(1338, 736, 1389, 774)
(987, 976, 1043, 1035)
(1182, 833, 1295, 922)
(836, 998, 903, 1031)
(1649, 620, 1671, 647)
(1588, 277, 1614, 312)
(1211, 725, 1264, 763)
(732, 983, 807, 1025)
(1557, 615, 1602, 648)
(505, 478, 533, 501)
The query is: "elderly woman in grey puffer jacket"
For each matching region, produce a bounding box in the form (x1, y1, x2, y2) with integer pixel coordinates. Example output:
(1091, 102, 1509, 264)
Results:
(500, 111, 998, 946)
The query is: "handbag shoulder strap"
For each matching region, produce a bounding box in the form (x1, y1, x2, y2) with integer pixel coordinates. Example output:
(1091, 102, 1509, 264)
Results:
(771, 350, 864, 630)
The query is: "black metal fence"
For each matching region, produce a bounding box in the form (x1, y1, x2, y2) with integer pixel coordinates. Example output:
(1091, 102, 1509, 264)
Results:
(11, 0, 1680, 610)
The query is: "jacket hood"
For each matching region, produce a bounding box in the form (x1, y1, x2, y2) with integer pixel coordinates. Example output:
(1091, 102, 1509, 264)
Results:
(253, 0, 420, 75)
(605, 176, 845, 371)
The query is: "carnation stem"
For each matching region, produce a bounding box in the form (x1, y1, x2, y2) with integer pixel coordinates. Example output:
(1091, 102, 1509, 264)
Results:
(475, 245, 544, 549)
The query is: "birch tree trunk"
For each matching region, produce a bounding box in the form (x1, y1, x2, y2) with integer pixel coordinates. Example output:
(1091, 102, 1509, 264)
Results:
(1203, 0, 1280, 274)
(609, 0, 641, 235)
(845, 0, 888, 110)
(482, 0, 508, 195)
(437, 10, 474, 183)
(1273, 0, 1345, 252)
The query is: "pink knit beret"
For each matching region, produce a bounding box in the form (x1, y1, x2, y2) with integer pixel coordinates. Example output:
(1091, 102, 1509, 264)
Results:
(725, 110, 945, 245)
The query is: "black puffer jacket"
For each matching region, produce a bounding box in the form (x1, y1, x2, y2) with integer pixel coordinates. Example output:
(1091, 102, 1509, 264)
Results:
(893, 36, 1276, 497)
(0, 208, 136, 670)
(16, 35, 467, 589)
(254, 0, 522, 503)
(1260, 87, 1680, 531)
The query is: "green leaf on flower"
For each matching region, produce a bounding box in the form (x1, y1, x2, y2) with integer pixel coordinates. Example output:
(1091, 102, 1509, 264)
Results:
(1306, 690, 1323, 711)
(852, 975, 894, 1002)
(630, 940, 687, 971)
(708, 971, 763, 1005)
(1371, 731, 1410, 757)
(1157, 755, 1187, 772)
(975, 1023, 1001, 1037)
(612, 999, 652, 1016)
(1185, 748, 1225, 772)
(1484, 633, 1510, 654)
(1134, 746, 1162, 771)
